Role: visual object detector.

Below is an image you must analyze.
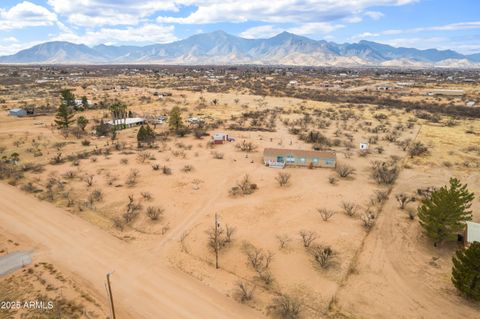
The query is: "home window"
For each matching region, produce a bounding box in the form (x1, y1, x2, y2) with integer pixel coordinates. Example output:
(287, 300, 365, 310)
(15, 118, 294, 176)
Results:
(287, 155, 295, 163)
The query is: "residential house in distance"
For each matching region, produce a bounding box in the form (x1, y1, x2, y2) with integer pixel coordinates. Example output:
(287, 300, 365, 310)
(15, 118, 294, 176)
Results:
(263, 148, 336, 168)
(8, 108, 27, 117)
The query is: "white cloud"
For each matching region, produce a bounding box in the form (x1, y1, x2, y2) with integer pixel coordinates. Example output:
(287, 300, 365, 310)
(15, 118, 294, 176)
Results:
(47, 0, 179, 26)
(0, 1, 57, 30)
(365, 11, 384, 20)
(288, 22, 345, 35)
(53, 24, 178, 46)
(158, 0, 417, 24)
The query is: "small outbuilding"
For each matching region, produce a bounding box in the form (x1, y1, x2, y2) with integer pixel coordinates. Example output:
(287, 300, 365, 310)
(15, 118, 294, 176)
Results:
(263, 148, 336, 168)
(212, 132, 233, 144)
(8, 108, 27, 117)
(465, 221, 480, 246)
(360, 143, 369, 150)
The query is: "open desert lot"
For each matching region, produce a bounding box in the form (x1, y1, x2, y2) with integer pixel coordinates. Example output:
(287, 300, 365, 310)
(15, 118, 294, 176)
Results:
(1, 66, 479, 319)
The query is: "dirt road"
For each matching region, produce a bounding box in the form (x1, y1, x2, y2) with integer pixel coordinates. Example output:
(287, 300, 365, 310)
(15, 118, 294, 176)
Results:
(0, 182, 265, 319)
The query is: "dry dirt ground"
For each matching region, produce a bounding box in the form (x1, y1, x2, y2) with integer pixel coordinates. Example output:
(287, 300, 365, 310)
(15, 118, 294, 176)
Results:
(0, 88, 479, 319)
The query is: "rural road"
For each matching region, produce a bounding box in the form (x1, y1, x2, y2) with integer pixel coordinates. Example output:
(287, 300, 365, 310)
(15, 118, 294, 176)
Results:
(0, 251, 32, 276)
(0, 183, 265, 319)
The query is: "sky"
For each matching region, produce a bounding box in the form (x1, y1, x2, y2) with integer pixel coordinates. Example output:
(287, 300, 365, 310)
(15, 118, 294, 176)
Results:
(0, 0, 480, 56)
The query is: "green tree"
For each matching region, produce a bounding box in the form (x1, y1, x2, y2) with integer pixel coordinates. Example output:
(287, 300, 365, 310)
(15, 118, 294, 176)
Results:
(54, 103, 75, 129)
(418, 178, 474, 246)
(168, 106, 183, 132)
(137, 125, 155, 146)
(60, 89, 76, 108)
(77, 116, 89, 131)
(109, 101, 128, 128)
(81, 96, 89, 109)
(452, 242, 480, 301)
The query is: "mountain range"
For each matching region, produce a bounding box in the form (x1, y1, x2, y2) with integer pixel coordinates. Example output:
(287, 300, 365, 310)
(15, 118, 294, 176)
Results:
(1, 30, 479, 67)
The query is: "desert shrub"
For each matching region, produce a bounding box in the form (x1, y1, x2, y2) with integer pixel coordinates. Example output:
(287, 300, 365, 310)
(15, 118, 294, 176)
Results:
(361, 212, 376, 231)
(235, 281, 255, 303)
(371, 160, 399, 185)
(123, 195, 142, 224)
(328, 176, 338, 185)
(299, 230, 317, 248)
(336, 164, 356, 178)
(317, 208, 336, 221)
(211, 151, 224, 159)
(408, 142, 429, 158)
(126, 169, 140, 187)
(84, 174, 94, 187)
(146, 206, 164, 221)
(112, 217, 124, 231)
(275, 172, 291, 187)
(182, 164, 194, 172)
(236, 140, 258, 152)
(310, 244, 335, 269)
(120, 158, 129, 165)
(276, 234, 291, 249)
(162, 165, 172, 175)
(152, 163, 160, 171)
(395, 193, 415, 209)
(81, 139, 91, 146)
(88, 189, 103, 206)
(270, 294, 301, 319)
(230, 174, 257, 196)
(141, 192, 153, 201)
(341, 201, 358, 217)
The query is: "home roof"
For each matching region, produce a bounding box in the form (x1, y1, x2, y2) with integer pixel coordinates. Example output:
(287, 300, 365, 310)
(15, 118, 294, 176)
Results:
(263, 148, 336, 159)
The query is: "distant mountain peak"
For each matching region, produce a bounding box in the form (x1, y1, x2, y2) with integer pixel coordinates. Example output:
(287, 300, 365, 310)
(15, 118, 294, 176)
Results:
(0, 30, 478, 67)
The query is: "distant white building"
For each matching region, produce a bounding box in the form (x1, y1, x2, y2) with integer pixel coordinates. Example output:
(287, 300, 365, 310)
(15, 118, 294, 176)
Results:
(430, 89, 465, 96)
(106, 117, 145, 128)
(9, 108, 27, 117)
(188, 116, 204, 124)
(359, 143, 369, 150)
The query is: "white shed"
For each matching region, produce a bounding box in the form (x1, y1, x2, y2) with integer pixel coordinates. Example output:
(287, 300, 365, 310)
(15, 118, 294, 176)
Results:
(360, 143, 369, 150)
(466, 221, 480, 245)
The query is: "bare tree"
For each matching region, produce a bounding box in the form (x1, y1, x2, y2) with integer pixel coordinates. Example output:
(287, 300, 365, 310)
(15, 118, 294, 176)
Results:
(276, 234, 291, 249)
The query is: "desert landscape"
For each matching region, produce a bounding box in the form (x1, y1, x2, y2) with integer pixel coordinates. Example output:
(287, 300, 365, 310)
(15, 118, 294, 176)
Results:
(0, 65, 479, 319)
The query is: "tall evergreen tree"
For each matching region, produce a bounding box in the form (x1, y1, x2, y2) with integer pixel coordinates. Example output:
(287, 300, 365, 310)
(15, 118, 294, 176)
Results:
(168, 106, 183, 132)
(418, 178, 474, 246)
(54, 103, 75, 129)
(137, 125, 155, 146)
(60, 89, 76, 108)
(452, 242, 480, 301)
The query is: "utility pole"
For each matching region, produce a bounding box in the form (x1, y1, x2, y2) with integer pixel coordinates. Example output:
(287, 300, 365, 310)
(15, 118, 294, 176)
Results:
(215, 213, 219, 269)
(106, 272, 116, 319)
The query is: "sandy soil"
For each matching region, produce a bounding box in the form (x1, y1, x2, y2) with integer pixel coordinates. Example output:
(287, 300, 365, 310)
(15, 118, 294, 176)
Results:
(0, 182, 265, 319)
